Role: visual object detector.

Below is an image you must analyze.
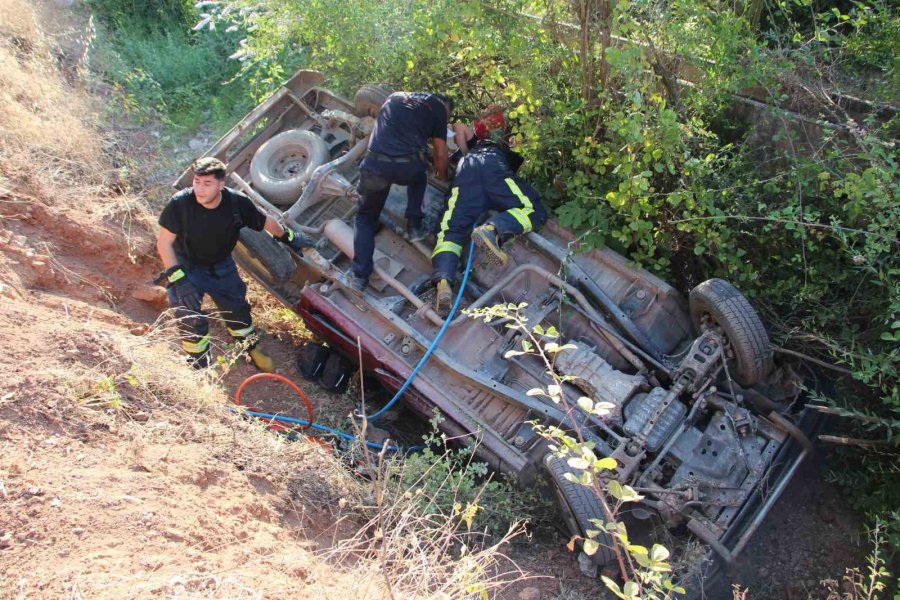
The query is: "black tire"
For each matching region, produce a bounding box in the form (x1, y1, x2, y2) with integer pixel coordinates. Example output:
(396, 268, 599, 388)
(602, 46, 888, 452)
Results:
(544, 454, 617, 567)
(319, 352, 353, 393)
(353, 84, 394, 118)
(689, 278, 773, 387)
(233, 228, 296, 285)
(249, 129, 329, 205)
(297, 342, 330, 380)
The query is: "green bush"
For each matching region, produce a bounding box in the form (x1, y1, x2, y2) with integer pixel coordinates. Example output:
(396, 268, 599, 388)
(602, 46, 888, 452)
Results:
(87, 0, 252, 133)
(386, 412, 548, 537)
(86, 0, 196, 34)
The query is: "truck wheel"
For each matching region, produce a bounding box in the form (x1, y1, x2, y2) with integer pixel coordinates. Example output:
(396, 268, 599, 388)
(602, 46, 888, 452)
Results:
(689, 278, 773, 387)
(544, 454, 617, 567)
(233, 228, 296, 284)
(353, 84, 394, 118)
(298, 342, 330, 380)
(250, 129, 329, 205)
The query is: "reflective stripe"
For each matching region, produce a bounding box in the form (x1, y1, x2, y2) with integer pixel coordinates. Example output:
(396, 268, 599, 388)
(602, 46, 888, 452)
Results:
(431, 240, 462, 257)
(168, 268, 186, 284)
(504, 178, 534, 232)
(227, 325, 256, 338)
(507, 208, 533, 232)
(434, 187, 460, 250)
(182, 336, 210, 354)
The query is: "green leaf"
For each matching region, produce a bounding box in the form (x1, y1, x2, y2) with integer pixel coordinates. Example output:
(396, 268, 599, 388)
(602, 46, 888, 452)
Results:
(594, 457, 618, 470)
(577, 397, 594, 412)
(650, 544, 670, 561)
(594, 401, 615, 416)
(504, 350, 526, 358)
(601, 576, 622, 596)
(568, 456, 591, 470)
(608, 479, 623, 500)
(623, 581, 640, 598)
(583, 538, 599, 556)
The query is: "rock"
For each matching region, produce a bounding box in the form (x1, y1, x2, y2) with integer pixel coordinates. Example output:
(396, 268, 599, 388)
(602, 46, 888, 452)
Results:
(0, 534, 11, 549)
(188, 139, 205, 151)
(131, 284, 168, 307)
(816, 504, 836, 524)
(365, 425, 391, 446)
(577, 551, 598, 578)
(518, 587, 541, 600)
(23, 486, 44, 498)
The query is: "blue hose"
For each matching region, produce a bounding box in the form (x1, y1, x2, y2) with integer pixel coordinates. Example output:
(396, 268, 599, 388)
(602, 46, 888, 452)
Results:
(234, 239, 475, 452)
(362, 238, 476, 422)
(238, 408, 424, 453)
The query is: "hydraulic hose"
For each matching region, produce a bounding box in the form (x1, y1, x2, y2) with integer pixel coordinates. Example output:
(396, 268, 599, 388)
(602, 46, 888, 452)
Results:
(361, 238, 477, 422)
(234, 373, 314, 430)
(241, 409, 422, 452)
(232, 372, 421, 452)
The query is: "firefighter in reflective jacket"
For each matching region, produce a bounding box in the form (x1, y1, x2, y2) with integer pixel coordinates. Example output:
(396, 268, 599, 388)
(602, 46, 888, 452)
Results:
(431, 111, 547, 317)
(156, 157, 314, 370)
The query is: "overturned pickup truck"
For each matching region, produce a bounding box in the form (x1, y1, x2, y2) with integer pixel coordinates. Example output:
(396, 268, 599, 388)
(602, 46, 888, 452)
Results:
(177, 70, 813, 581)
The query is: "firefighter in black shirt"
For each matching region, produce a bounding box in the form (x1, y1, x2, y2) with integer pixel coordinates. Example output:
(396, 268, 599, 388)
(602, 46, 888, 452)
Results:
(348, 92, 452, 294)
(156, 157, 313, 370)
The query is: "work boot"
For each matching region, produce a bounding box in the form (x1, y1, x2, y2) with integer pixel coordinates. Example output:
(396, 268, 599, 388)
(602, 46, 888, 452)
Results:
(472, 223, 508, 266)
(189, 351, 211, 370)
(347, 272, 368, 297)
(249, 347, 275, 373)
(434, 278, 453, 318)
(406, 217, 427, 242)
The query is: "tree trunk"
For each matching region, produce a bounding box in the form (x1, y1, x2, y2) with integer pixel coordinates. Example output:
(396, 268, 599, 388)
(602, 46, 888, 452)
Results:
(576, 0, 612, 104)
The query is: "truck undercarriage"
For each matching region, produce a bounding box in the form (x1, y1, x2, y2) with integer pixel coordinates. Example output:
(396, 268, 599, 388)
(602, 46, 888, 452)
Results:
(176, 70, 813, 586)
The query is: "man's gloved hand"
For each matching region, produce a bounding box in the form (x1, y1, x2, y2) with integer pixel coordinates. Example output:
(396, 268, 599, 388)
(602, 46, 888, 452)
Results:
(277, 227, 316, 255)
(158, 266, 202, 310)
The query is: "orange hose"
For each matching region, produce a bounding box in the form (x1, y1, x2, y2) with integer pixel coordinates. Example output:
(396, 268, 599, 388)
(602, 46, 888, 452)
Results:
(234, 372, 314, 431)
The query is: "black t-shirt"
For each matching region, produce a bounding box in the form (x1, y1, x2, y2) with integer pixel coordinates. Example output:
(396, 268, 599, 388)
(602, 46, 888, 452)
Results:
(368, 92, 448, 157)
(158, 187, 267, 266)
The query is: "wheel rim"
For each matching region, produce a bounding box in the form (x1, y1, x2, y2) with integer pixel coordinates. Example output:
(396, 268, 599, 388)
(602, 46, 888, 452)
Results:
(269, 147, 310, 180)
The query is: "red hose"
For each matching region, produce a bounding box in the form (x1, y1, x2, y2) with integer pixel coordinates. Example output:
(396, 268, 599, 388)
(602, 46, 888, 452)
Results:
(234, 373, 315, 431)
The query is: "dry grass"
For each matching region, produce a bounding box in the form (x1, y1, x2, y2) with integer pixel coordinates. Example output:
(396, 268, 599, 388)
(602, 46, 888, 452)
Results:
(0, 0, 156, 253)
(37, 308, 528, 599)
(0, 0, 103, 186)
(318, 442, 533, 599)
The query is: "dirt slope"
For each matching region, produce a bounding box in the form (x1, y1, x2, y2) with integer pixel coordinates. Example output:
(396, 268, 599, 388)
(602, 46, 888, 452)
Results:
(0, 3, 371, 597)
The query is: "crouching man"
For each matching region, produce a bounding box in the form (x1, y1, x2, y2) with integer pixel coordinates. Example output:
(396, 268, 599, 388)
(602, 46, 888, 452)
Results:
(156, 157, 313, 370)
(431, 112, 547, 317)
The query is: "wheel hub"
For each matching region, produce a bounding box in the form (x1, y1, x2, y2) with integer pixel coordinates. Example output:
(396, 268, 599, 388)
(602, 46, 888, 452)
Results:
(699, 313, 735, 359)
(273, 151, 309, 179)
